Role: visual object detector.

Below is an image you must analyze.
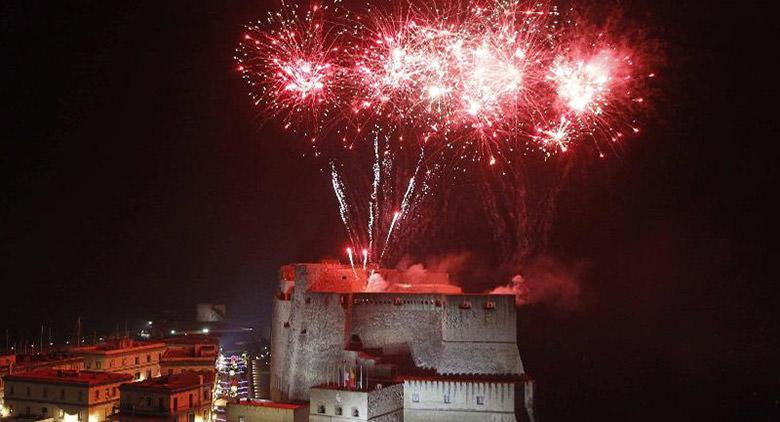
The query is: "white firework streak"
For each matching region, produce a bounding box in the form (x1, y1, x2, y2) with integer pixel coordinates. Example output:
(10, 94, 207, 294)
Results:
(330, 161, 359, 248)
(380, 147, 425, 262)
(367, 133, 381, 258)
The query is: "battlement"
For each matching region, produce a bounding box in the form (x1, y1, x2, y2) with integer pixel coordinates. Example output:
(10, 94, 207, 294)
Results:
(277, 262, 457, 295)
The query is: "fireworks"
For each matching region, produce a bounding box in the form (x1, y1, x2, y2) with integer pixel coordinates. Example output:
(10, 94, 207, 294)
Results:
(235, 0, 656, 265)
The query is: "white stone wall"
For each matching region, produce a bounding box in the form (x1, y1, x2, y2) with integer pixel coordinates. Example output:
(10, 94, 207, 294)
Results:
(350, 295, 445, 369)
(310, 383, 402, 421)
(403, 380, 517, 422)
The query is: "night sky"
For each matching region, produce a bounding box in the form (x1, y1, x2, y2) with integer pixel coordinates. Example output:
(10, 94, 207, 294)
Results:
(1, 1, 777, 420)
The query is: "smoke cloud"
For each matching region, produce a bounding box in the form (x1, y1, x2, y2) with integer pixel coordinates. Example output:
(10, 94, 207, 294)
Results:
(396, 252, 471, 283)
(365, 272, 389, 292)
(491, 256, 584, 310)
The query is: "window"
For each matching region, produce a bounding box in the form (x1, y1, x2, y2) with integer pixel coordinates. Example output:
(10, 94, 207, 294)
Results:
(352, 408, 359, 417)
(444, 394, 451, 404)
(316, 404, 325, 414)
(147, 354, 151, 363)
(112, 387, 117, 397)
(95, 361, 101, 369)
(412, 393, 420, 403)
(135, 357, 139, 365)
(169, 369, 174, 375)
(238, 417, 245, 422)
(476, 395, 485, 405)
(147, 370, 152, 379)
(189, 394, 193, 408)
(335, 407, 342, 415)
(60, 389, 65, 399)
(135, 372, 141, 380)
(173, 398, 178, 409)
(95, 389, 100, 400)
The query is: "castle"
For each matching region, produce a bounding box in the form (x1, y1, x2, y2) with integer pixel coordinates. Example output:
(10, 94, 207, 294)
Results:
(267, 262, 534, 421)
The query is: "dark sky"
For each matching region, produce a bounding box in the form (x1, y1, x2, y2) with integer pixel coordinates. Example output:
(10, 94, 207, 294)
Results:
(1, 0, 777, 419)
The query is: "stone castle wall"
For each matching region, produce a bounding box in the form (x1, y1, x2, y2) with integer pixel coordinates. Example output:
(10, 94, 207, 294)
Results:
(271, 264, 524, 402)
(403, 380, 518, 422)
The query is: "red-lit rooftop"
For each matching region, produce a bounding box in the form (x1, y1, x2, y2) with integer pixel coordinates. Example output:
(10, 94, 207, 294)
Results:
(5, 369, 132, 386)
(232, 399, 306, 410)
(120, 371, 213, 392)
(71, 339, 165, 354)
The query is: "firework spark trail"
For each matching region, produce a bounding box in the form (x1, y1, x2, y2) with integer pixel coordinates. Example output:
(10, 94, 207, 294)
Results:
(331, 161, 361, 248)
(346, 246, 358, 278)
(367, 133, 381, 255)
(380, 146, 425, 261)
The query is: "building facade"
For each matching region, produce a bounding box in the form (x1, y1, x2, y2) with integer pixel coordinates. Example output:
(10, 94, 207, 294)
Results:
(70, 340, 165, 381)
(402, 377, 531, 422)
(2, 369, 132, 422)
(160, 337, 218, 376)
(115, 371, 213, 422)
(309, 383, 403, 422)
(2, 355, 86, 417)
(225, 400, 307, 422)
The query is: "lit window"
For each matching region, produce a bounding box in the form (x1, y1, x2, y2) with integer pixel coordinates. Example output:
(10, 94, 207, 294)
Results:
(412, 393, 420, 403)
(476, 395, 485, 405)
(444, 394, 451, 404)
(238, 417, 245, 422)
